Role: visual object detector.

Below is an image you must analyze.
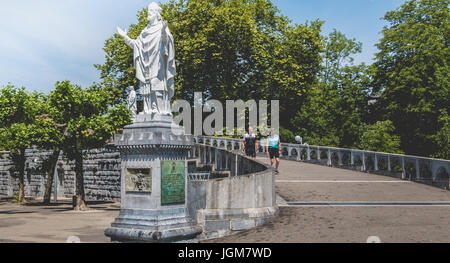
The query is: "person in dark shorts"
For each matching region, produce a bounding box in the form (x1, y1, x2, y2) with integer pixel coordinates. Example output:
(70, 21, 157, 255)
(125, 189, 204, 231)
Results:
(242, 127, 258, 159)
(266, 129, 281, 174)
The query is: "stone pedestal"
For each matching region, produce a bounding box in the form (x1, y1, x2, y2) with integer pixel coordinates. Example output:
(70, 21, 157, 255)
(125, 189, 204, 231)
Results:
(105, 114, 202, 242)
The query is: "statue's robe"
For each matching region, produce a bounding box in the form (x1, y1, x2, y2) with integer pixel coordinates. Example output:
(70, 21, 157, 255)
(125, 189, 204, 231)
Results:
(124, 21, 176, 99)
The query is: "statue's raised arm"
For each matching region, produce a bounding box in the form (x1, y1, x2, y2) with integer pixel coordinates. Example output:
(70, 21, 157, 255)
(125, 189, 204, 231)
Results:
(117, 27, 135, 48)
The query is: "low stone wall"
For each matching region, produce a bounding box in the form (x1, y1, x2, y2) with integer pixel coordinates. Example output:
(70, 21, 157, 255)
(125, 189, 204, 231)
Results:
(188, 144, 278, 239)
(0, 145, 121, 201)
(0, 152, 12, 196)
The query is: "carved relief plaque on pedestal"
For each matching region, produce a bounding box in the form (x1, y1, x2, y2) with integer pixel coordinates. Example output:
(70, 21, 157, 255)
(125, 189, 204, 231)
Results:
(126, 168, 152, 193)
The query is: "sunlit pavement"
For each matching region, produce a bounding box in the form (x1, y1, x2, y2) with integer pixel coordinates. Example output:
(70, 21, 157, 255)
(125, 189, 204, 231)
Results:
(0, 198, 119, 243)
(204, 157, 450, 243)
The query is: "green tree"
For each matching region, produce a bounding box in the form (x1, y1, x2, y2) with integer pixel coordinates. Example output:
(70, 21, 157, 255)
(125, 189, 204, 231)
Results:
(96, 0, 323, 130)
(431, 109, 450, 159)
(372, 0, 449, 157)
(323, 29, 362, 84)
(279, 127, 295, 143)
(32, 98, 66, 205)
(50, 81, 132, 210)
(359, 120, 403, 154)
(292, 30, 371, 148)
(0, 85, 44, 202)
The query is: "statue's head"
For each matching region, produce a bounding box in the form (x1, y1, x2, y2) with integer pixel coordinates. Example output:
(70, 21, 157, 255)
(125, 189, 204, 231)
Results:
(147, 2, 162, 23)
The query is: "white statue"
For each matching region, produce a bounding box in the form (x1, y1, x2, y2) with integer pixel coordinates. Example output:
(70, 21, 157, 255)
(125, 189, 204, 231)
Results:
(127, 86, 137, 119)
(117, 2, 176, 117)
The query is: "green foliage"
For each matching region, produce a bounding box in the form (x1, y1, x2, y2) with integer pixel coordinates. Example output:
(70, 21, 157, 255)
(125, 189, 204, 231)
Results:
(0, 84, 46, 202)
(12, 194, 20, 202)
(0, 81, 132, 205)
(46, 80, 132, 208)
(372, 0, 449, 157)
(0, 84, 44, 153)
(279, 127, 295, 143)
(292, 30, 371, 148)
(431, 109, 450, 159)
(49, 80, 132, 160)
(323, 29, 362, 83)
(359, 120, 403, 154)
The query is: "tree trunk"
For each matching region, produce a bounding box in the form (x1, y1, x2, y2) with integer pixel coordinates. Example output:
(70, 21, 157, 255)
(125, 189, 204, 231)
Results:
(43, 150, 60, 205)
(17, 149, 26, 203)
(73, 151, 88, 211)
(18, 169, 25, 203)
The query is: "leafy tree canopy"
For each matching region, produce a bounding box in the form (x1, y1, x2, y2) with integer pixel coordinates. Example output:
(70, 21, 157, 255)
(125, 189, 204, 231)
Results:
(359, 120, 403, 154)
(372, 0, 449, 156)
(291, 30, 371, 148)
(0, 84, 47, 202)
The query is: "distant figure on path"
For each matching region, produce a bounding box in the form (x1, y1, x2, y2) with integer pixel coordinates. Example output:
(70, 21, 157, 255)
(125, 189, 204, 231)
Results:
(242, 127, 258, 159)
(266, 129, 281, 174)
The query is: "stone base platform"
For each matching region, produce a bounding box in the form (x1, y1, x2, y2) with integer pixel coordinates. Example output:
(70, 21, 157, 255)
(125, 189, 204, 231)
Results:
(105, 207, 202, 243)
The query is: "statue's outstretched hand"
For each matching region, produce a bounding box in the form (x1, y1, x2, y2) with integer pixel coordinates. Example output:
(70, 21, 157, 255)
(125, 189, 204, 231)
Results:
(117, 27, 127, 38)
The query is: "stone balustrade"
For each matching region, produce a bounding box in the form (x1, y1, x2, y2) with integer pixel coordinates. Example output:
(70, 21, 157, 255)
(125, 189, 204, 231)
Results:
(195, 136, 450, 190)
(187, 142, 277, 239)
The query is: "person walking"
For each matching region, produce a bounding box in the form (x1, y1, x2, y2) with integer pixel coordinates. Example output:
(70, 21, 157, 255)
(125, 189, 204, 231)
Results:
(242, 127, 258, 159)
(266, 129, 281, 174)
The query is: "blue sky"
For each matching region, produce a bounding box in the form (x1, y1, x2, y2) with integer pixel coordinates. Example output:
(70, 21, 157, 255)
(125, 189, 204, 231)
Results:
(0, 0, 405, 93)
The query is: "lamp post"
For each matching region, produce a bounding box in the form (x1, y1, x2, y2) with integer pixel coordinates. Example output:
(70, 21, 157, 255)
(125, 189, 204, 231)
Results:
(295, 136, 302, 145)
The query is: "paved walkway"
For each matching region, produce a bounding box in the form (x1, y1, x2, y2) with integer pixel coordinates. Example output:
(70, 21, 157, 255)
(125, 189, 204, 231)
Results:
(204, 158, 450, 243)
(0, 198, 119, 243)
(1, 158, 449, 243)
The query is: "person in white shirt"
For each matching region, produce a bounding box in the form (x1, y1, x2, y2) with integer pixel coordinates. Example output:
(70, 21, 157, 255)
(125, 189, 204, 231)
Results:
(242, 127, 258, 159)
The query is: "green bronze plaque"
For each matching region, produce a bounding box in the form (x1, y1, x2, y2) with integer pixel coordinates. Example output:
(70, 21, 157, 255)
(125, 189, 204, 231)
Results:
(161, 160, 185, 205)
(126, 168, 152, 193)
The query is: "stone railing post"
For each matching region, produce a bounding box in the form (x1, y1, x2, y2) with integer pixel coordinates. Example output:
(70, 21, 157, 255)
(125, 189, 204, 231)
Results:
(234, 154, 238, 176)
(338, 151, 343, 166)
(362, 152, 366, 171)
(203, 146, 207, 164)
(350, 151, 354, 165)
(208, 147, 212, 164)
(387, 155, 391, 172)
(327, 149, 332, 166)
(307, 147, 311, 161)
(214, 148, 218, 169)
(225, 151, 230, 170)
(374, 154, 379, 171)
(401, 157, 406, 180)
(415, 159, 420, 180)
